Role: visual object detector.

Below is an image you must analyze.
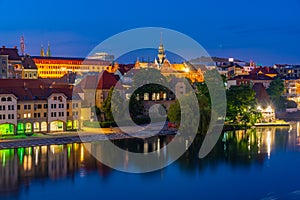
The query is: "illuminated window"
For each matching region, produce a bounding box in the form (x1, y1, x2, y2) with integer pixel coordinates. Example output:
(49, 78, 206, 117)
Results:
(144, 93, 149, 101)
(17, 123, 24, 134)
(25, 123, 32, 133)
(33, 122, 40, 132)
(0, 124, 14, 135)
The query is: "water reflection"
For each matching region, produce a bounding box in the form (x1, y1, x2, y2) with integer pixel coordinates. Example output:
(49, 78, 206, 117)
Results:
(0, 125, 299, 196)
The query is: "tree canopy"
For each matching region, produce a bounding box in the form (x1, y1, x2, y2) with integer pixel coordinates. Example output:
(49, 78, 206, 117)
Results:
(226, 85, 261, 125)
(266, 78, 286, 111)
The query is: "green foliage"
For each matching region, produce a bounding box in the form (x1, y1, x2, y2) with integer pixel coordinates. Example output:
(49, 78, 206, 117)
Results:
(132, 68, 168, 94)
(267, 78, 286, 111)
(167, 88, 211, 133)
(133, 68, 168, 85)
(129, 93, 144, 117)
(168, 100, 181, 124)
(101, 87, 126, 122)
(101, 87, 114, 121)
(226, 85, 261, 126)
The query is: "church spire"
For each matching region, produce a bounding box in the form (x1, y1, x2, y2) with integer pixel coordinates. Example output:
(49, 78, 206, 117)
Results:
(40, 43, 45, 57)
(20, 35, 25, 56)
(46, 42, 51, 57)
(157, 33, 166, 65)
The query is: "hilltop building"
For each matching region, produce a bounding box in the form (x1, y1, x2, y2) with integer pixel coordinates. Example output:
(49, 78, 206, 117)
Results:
(132, 41, 204, 83)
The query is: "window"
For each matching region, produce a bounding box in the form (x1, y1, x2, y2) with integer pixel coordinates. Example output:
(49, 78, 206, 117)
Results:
(37, 104, 42, 109)
(34, 113, 37, 118)
(7, 97, 12, 101)
(44, 112, 47, 117)
(24, 105, 27, 110)
(38, 113, 40, 118)
(1, 97, 6, 101)
(67, 112, 69, 116)
(8, 114, 11, 119)
(67, 103, 69, 109)
(24, 114, 27, 118)
(44, 104, 48, 109)
(53, 96, 57, 100)
(28, 105, 31, 109)
(17, 105, 20, 110)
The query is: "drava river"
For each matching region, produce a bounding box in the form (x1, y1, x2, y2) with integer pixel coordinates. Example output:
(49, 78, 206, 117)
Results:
(1, 123, 300, 200)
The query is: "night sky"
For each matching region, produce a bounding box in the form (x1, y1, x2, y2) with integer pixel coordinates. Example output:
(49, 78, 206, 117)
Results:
(1, 0, 299, 65)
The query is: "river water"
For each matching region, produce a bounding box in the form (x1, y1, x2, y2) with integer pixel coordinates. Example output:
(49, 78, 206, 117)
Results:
(1, 123, 300, 200)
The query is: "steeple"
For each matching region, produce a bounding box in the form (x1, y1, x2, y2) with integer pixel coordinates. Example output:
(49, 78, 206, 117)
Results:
(40, 43, 45, 57)
(46, 42, 51, 57)
(20, 35, 25, 56)
(157, 32, 166, 65)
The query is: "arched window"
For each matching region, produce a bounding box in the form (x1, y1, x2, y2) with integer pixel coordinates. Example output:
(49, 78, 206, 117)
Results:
(1, 97, 6, 102)
(7, 97, 12, 101)
(41, 122, 47, 132)
(33, 122, 40, 132)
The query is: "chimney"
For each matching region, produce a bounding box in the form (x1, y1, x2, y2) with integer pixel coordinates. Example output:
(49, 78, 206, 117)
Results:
(14, 46, 17, 49)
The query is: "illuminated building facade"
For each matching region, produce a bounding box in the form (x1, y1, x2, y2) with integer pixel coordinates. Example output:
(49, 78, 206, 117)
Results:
(32, 56, 113, 78)
(0, 46, 23, 79)
(0, 79, 81, 136)
(132, 42, 204, 83)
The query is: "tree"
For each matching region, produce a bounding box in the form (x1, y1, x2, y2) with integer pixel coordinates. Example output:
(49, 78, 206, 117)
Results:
(101, 87, 114, 121)
(226, 85, 261, 126)
(132, 68, 169, 98)
(168, 89, 211, 133)
(101, 87, 125, 122)
(267, 78, 286, 111)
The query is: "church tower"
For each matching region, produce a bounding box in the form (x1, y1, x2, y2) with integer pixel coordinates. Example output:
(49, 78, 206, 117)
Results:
(40, 43, 45, 57)
(46, 42, 51, 57)
(157, 33, 166, 65)
(20, 35, 25, 56)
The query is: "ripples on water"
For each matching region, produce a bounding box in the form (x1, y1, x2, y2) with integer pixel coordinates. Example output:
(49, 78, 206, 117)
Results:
(1, 124, 300, 199)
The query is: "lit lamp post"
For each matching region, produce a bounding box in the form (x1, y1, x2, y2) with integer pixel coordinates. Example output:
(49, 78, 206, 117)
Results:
(257, 105, 274, 123)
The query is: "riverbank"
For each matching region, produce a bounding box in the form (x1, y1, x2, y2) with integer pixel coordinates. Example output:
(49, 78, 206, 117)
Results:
(276, 111, 300, 122)
(0, 127, 177, 149)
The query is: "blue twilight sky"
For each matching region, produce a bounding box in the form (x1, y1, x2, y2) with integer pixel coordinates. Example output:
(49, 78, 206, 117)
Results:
(0, 0, 299, 65)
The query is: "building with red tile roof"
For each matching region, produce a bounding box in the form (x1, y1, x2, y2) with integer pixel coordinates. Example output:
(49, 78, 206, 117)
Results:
(0, 78, 81, 135)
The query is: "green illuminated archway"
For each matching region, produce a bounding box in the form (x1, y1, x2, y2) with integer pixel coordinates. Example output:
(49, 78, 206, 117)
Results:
(0, 124, 14, 136)
(17, 123, 24, 134)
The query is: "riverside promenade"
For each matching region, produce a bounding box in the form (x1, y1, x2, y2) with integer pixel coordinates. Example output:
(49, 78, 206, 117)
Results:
(0, 124, 176, 149)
